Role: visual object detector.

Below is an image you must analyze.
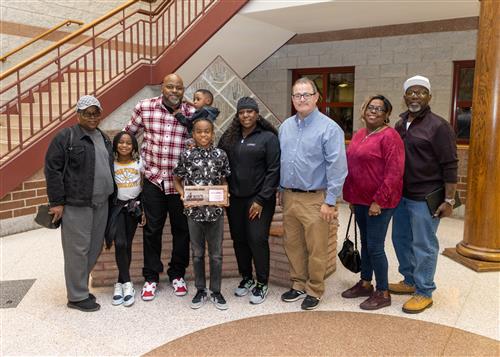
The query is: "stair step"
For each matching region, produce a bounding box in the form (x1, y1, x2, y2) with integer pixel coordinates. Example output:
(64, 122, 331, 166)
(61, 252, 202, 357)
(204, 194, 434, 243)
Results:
(19, 102, 73, 117)
(0, 114, 48, 130)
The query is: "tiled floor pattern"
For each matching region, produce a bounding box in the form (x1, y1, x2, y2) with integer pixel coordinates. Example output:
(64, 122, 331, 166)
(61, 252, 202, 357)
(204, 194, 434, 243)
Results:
(1, 204, 499, 356)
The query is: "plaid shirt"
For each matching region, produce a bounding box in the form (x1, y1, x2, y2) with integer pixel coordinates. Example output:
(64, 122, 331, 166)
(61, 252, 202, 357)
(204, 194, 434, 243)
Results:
(124, 96, 195, 194)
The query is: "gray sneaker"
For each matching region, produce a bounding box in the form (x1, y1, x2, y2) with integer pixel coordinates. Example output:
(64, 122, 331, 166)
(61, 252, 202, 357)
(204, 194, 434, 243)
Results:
(234, 277, 255, 297)
(191, 289, 208, 309)
(122, 282, 135, 307)
(249, 283, 268, 305)
(211, 292, 228, 310)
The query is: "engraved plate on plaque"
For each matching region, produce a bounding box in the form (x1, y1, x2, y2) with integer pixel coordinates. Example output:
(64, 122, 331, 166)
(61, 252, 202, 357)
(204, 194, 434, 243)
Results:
(184, 185, 228, 206)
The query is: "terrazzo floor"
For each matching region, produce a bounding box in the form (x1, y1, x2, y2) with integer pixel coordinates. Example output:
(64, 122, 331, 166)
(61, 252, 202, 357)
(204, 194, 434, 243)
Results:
(1, 204, 499, 356)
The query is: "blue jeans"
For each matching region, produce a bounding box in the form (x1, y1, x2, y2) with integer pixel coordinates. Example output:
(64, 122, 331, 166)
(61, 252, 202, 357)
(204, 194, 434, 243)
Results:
(354, 205, 394, 291)
(391, 197, 440, 298)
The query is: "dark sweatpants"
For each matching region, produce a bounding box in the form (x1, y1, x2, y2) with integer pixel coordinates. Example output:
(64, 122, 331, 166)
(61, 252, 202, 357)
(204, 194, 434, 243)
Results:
(226, 195, 276, 285)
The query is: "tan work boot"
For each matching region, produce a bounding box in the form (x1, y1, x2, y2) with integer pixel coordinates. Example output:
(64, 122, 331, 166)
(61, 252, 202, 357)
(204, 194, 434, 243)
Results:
(389, 280, 416, 295)
(402, 294, 433, 314)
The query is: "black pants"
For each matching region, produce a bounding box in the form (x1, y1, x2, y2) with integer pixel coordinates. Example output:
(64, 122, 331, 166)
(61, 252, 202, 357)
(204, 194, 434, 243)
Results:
(142, 179, 190, 283)
(114, 207, 139, 283)
(226, 195, 276, 285)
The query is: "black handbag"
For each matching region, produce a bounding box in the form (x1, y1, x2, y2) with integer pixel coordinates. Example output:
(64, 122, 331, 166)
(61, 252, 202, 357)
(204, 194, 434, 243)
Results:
(34, 204, 61, 229)
(338, 211, 361, 273)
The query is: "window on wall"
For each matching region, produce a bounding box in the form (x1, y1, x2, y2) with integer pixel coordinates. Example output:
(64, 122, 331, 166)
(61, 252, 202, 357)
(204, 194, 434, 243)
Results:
(292, 67, 355, 138)
(451, 60, 475, 143)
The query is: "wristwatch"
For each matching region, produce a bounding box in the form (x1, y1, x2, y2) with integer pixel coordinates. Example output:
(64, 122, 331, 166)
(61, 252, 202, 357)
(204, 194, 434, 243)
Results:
(444, 198, 456, 206)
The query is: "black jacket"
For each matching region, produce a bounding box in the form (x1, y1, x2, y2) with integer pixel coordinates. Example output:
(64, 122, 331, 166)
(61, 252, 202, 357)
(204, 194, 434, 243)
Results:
(44, 124, 114, 207)
(219, 127, 280, 205)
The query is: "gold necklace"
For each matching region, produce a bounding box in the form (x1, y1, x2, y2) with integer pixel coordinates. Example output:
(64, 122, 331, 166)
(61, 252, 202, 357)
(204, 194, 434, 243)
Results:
(361, 125, 386, 142)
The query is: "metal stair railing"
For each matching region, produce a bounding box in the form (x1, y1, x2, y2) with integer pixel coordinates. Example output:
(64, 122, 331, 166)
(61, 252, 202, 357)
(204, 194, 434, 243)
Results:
(0, 0, 217, 162)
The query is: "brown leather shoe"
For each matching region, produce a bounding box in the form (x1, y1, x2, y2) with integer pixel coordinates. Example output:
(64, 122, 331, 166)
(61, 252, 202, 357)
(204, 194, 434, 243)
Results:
(359, 290, 391, 310)
(389, 280, 416, 295)
(341, 280, 374, 299)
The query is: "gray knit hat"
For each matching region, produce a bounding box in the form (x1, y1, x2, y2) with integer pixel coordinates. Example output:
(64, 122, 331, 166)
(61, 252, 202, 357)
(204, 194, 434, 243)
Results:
(236, 97, 259, 113)
(76, 95, 103, 112)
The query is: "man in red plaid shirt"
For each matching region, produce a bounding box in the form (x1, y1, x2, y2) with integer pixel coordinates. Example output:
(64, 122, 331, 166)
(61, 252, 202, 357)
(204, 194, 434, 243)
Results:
(124, 73, 195, 301)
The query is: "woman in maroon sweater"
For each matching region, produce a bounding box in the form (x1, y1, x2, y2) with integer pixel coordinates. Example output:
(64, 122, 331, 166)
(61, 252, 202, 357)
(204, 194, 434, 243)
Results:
(341, 95, 405, 310)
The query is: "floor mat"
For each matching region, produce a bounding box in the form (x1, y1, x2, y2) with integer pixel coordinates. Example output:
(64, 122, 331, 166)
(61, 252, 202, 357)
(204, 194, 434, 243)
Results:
(0, 279, 36, 308)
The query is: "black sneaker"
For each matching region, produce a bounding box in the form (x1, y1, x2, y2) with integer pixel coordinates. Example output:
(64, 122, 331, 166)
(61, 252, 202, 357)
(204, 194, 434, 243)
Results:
(190, 289, 208, 309)
(281, 289, 306, 302)
(301, 295, 320, 310)
(211, 292, 228, 310)
(234, 277, 255, 297)
(67, 297, 100, 312)
(249, 283, 268, 305)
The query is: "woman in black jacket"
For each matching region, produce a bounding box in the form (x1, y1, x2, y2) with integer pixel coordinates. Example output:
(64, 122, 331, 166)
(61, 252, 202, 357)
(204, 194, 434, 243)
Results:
(218, 97, 280, 305)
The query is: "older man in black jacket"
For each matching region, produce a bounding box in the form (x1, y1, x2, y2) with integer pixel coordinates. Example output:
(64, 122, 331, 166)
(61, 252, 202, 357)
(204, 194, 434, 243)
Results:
(45, 95, 114, 312)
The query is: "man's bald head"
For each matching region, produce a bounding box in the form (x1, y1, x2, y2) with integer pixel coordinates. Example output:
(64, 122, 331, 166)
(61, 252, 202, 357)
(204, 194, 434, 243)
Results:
(163, 73, 184, 86)
(161, 73, 185, 108)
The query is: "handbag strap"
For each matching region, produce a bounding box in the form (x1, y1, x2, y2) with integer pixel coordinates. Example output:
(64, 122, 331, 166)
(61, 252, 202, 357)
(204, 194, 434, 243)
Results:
(353, 213, 358, 251)
(346, 211, 359, 251)
(62, 126, 74, 178)
(345, 211, 353, 241)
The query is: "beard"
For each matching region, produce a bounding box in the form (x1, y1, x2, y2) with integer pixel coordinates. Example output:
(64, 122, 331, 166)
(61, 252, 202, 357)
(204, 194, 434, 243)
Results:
(168, 96, 181, 106)
(408, 103, 422, 113)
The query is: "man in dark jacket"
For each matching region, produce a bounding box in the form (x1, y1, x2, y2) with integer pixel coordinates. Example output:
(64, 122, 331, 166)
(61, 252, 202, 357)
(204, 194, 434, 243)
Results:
(45, 95, 114, 312)
(390, 75, 458, 313)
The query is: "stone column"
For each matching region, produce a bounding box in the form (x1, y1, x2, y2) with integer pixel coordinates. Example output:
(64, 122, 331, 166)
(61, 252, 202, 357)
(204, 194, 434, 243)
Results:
(444, 0, 500, 271)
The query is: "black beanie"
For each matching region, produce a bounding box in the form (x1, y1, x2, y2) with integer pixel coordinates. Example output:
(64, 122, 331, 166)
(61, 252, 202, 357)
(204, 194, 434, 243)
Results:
(236, 97, 259, 113)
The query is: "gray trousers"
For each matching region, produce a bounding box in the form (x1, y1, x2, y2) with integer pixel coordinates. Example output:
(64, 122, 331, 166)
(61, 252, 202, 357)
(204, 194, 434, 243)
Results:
(61, 202, 108, 301)
(187, 216, 224, 294)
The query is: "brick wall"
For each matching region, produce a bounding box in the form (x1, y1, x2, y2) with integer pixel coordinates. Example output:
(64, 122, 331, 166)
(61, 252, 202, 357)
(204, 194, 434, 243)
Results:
(0, 168, 48, 235)
(457, 146, 469, 204)
(91, 206, 338, 288)
(244, 30, 477, 131)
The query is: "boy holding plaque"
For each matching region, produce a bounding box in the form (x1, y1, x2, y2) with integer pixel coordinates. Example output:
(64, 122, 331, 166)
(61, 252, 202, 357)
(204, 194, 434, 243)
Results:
(173, 117, 231, 310)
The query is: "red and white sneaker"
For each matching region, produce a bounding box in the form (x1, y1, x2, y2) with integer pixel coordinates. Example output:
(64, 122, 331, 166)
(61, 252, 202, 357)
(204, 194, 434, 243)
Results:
(141, 282, 157, 301)
(172, 278, 188, 296)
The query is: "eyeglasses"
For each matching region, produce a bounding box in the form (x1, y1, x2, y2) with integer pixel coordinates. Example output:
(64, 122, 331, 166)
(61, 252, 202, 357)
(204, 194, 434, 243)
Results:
(366, 105, 386, 113)
(291, 92, 316, 101)
(405, 89, 429, 98)
(80, 111, 101, 118)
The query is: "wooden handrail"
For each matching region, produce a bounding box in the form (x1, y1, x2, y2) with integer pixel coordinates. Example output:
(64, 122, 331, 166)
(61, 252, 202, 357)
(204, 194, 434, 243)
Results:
(0, 20, 85, 63)
(0, 0, 140, 80)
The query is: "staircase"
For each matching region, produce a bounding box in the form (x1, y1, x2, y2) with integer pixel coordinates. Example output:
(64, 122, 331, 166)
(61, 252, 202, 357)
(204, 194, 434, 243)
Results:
(0, 0, 248, 198)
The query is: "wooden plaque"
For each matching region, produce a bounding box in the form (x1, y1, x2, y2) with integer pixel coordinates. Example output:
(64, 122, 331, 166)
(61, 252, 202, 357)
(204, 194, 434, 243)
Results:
(184, 185, 228, 206)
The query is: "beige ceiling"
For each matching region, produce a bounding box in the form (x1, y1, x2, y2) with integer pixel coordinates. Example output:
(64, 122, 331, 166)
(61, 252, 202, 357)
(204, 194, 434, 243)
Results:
(240, 0, 480, 34)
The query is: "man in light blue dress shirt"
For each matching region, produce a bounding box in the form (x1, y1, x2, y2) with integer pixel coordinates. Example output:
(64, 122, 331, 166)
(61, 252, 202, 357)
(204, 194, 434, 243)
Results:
(279, 78, 348, 310)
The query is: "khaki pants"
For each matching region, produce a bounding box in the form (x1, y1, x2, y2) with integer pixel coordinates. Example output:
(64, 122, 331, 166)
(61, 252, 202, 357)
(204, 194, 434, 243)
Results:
(283, 190, 337, 298)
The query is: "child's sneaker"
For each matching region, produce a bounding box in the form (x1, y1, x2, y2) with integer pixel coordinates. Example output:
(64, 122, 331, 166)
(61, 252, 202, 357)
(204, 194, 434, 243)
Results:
(211, 292, 228, 310)
(172, 278, 188, 296)
(190, 289, 208, 309)
(112, 282, 123, 306)
(141, 281, 157, 301)
(249, 283, 269, 305)
(234, 277, 254, 297)
(122, 282, 135, 307)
